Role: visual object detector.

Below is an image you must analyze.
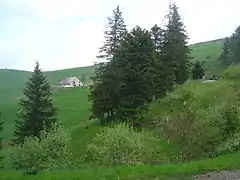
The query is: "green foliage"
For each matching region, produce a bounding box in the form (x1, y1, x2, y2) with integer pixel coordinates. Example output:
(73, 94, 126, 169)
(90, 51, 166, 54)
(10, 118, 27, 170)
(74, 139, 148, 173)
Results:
(149, 81, 240, 160)
(2, 151, 240, 179)
(12, 62, 58, 145)
(0, 39, 224, 139)
(1, 123, 74, 174)
(150, 25, 169, 99)
(85, 123, 169, 166)
(218, 37, 233, 66)
(215, 133, 240, 156)
(162, 3, 192, 85)
(219, 25, 240, 66)
(97, 5, 127, 60)
(222, 65, 240, 81)
(89, 5, 127, 122)
(191, 60, 205, 79)
(115, 26, 157, 121)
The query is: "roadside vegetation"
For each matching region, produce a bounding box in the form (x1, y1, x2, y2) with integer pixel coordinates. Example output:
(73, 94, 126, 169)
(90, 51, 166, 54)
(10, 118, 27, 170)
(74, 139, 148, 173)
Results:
(2, 2, 240, 180)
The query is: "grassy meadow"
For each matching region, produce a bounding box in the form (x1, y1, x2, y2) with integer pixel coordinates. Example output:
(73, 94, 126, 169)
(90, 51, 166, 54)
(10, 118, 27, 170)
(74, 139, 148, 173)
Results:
(4, 39, 240, 179)
(2, 73, 240, 179)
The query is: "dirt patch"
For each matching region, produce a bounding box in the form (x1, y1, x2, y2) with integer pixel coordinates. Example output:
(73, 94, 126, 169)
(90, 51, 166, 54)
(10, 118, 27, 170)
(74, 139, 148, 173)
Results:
(194, 170, 240, 180)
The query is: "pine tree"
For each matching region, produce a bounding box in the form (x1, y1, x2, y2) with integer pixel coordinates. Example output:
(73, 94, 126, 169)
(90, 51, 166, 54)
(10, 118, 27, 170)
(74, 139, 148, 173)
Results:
(89, 5, 127, 122)
(151, 24, 164, 52)
(192, 60, 205, 80)
(162, 3, 192, 86)
(230, 26, 240, 64)
(0, 112, 3, 150)
(97, 5, 127, 60)
(12, 62, 57, 145)
(219, 25, 240, 66)
(115, 26, 156, 121)
(151, 24, 169, 99)
(218, 37, 233, 66)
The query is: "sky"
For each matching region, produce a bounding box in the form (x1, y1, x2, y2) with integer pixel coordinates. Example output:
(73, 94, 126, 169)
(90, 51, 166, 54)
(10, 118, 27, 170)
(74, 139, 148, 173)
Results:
(0, 0, 240, 71)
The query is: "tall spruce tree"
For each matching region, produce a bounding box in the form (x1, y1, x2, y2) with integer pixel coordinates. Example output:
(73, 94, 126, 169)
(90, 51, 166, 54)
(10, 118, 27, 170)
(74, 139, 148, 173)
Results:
(218, 26, 240, 66)
(12, 62, 57, 145)
(218, 37, 233, 66)
(89, 5, 127, 122)
(115, 26, 156, 121)
(151, 24, 169, 99)
(97, 5, 127, 60)
(0, 112, 3, 150)
(162, 3, 192, 86)
(192, 60, 205, 80)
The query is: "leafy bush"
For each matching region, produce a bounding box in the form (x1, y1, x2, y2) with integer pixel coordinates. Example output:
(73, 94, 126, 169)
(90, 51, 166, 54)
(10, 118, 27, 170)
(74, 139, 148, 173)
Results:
(1, 122, 74, 174)
(85, 123, 169, 166)
(151, 83, 240, 161)
(155, 103, 224, 161)
(222, 65, 240, 81)
(214, 133, 240, 157)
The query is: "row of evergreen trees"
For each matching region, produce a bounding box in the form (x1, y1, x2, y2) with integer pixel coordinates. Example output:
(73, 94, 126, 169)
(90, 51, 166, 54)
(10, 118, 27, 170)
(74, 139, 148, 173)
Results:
(89, 3, 193, 124)
(0, 62, 57, 148)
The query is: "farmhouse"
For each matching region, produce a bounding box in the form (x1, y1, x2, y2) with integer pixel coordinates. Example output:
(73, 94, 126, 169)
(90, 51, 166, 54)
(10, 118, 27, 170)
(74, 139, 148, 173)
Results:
(58, 77, 84, 87)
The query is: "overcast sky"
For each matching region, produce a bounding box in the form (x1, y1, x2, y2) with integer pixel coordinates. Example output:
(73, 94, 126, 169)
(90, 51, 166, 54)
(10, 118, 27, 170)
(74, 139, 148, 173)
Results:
(0, 0, 239, 71)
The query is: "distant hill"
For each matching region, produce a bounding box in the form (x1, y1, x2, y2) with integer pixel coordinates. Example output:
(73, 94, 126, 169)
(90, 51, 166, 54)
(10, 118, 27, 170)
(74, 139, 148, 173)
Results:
(0, 38, 225, 105)
(189, 38, 225, 75)
(0, 38, 225, 91)
(0, 38, 226, 144)
(0, 65, 95, 94)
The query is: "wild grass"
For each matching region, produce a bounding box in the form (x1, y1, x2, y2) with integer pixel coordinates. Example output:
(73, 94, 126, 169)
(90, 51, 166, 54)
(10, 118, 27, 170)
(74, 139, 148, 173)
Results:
(1, 151, 240, 179)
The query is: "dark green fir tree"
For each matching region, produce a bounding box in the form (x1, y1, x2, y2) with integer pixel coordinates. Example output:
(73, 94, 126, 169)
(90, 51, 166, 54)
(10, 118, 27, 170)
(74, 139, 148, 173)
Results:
(89, 5, 127, 122)
(115, 26, 156, 121)
(161, 3, 192, 87)
(12, 62, 57, 145)
(192, 60, 205, 80)
(218, 37, 232, 66)
(151, 24, 169, 99)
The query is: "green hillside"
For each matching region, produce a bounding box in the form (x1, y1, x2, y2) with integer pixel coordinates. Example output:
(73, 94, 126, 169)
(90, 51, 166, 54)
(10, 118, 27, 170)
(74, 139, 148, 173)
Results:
(44, 65, 95, 85)
(3, 70, 240, 179)
(190, 38, 224, 62)
(0, 38, 225, 141)
(189, 38, 224, 76)
(0, 38, 225, 94)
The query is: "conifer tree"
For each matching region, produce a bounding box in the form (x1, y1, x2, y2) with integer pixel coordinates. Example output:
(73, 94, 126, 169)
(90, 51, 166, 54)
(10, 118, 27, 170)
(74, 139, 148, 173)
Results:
(192, 60, 205, 80)
(151, 24, 169, 99)
(98, 5, 127, 60)
(161, 3, 192, 86)
(0, 112, 3, 150)
(89, 5, 127, 122)
(12, 62, 57, 145)
(218, 37, 233, 66)
(115, 26, 156, 121)
(230, 26, 240, 64)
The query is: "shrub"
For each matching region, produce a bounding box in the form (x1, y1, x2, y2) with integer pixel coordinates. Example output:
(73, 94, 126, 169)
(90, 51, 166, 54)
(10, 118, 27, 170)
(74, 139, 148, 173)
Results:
(1, 122, 74, 174)
(215, 133, 240, 156)
(85, 123, 169, 166)
(222, 65, 240, 81)
(151, 85, 240, 159)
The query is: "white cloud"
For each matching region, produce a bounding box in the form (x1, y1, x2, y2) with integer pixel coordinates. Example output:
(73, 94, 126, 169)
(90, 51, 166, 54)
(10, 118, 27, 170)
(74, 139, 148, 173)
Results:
(1, 0, 240, 71)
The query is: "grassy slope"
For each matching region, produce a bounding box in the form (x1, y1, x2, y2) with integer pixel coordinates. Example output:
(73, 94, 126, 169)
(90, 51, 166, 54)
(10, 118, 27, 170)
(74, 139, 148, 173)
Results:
(189, 38, 224, 76)
(0, 65, 95, 139)
(1, 87, 99, 152)
(0, 39, 233, 179)
(1, 151, 240, 179)
(44, 65, 95, 85)
(190, 38, 224, 63)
